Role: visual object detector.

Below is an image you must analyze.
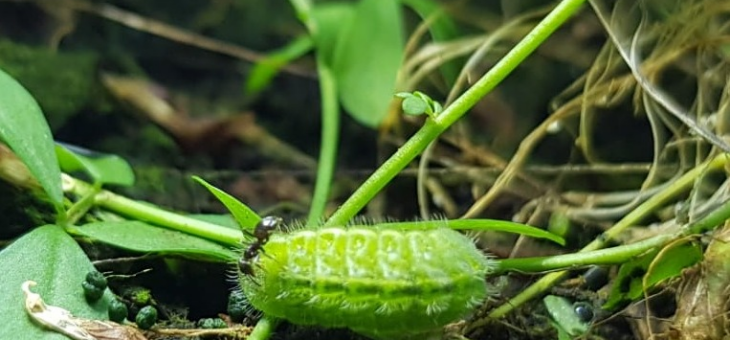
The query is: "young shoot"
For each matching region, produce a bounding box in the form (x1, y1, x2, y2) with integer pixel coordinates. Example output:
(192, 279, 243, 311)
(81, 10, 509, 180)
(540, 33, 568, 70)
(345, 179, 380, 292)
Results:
(395, 91, 443, 118)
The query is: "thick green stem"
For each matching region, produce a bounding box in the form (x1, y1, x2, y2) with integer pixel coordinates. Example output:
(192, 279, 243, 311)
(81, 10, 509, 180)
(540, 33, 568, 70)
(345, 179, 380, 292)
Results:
(686, 196, 730, 234)
(325, 0, 587, 226)
(247, 316, 280, 340)
(63, 175, 242, 246)
(494, 233, 675, 273)
(493, 192, 730, 275)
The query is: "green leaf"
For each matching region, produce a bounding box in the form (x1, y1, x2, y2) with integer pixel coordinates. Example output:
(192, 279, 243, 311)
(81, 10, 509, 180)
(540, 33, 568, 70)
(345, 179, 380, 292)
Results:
(396, 91, 441, 116)
(397, 93, 429, 115)
(0, 68, 63, 208)
(603, 241, 702, 310)
(547, 211, 571, 238)
(543, 295, 589, 337)
(643, 241, 702, 290)
(192, 176, 261, 231)
(311, 3, 355, 65)
(368, 219, 566, 246)
(188, 214, 241, 230)
(245, 35, 314, 97)
(70, 221, 238, 262)
(56, 143, 135, 186)
(0, 225, 112, 339)
(603, 249, 655, 310)
(332, 0, 404, 127)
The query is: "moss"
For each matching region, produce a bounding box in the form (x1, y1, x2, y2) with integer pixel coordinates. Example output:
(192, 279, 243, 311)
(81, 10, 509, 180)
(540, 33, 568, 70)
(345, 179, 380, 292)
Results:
(0, 181, 56, 240)
(0, 39, 103, 130)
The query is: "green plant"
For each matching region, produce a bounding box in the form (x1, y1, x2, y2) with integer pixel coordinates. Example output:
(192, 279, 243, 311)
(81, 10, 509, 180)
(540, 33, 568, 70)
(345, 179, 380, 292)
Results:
(198, 318, 227, 329)
(2, 0, 730, 340)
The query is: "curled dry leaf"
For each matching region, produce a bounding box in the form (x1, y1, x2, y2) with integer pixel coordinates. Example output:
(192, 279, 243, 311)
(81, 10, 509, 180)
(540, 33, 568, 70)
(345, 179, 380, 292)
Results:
(671, 224, 730, 340)
(22, 281, 147, 340)
(76, 319, 148, 340)
(0, 144, 39, 190)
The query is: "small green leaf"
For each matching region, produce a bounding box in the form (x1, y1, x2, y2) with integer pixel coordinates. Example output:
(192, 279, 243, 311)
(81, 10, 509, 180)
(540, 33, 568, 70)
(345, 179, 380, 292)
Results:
(71, 221, 238, 262)
(245, 35, 314, 97)
(400, 94, 429, 115)
(397, 91, 441, 117)
(548, 211, 571, 238)
(603, 241, 701, 310)
(0, 225, 112, 339)
(192, 176, 261, 231)
(332, 0, 404, 127)
(553, 321, 572, 340)
(56, 143, 135, 186)
(644, 241, 702, 290)
(543, 295, 590, 337)
(0, 68, 63, 208)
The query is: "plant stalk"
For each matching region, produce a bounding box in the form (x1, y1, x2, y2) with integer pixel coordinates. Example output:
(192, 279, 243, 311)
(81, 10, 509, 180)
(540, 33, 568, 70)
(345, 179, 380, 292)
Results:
(307, 61, 339, 225)
(63, 174, 242, 246)
(325, 0, 588, 226)
(483, 154, 728, 321)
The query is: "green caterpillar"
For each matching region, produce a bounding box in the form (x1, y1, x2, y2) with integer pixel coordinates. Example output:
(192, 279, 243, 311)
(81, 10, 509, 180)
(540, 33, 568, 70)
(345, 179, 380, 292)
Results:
(238, 218, 496, 339)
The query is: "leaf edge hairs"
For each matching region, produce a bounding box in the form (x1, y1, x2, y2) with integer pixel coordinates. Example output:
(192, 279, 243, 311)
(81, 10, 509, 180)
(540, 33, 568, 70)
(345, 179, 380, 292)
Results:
(237, 219, 497, 339)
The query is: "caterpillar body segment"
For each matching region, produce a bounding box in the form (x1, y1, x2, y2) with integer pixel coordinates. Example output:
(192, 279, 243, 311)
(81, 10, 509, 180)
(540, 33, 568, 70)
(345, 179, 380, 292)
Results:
(238, 224, 495, 339)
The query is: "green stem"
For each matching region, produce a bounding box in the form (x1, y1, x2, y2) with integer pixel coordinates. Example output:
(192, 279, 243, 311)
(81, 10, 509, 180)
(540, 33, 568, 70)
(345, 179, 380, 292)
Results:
(65, 184, 100, 225)
(493, 190, 730, 274)
(686, 196, 730, 234)
(306, 61, 339, 225)
(247, 316, 280, 340)
(325, 0, 587, 226)
(484, 154, 728, 321)
(494, 233, 675, 273)
(64, 175, 242, 246)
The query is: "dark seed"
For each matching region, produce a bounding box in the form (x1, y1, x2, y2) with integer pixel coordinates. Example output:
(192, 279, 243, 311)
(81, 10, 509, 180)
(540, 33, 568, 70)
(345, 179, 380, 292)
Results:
(573, 302, 594, 322)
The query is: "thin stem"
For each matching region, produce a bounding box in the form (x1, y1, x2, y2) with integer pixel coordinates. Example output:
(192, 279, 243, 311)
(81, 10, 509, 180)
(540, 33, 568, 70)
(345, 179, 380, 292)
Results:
(325, 0, 588, 226)
(686, 196, 730, 234)
(325, 120, 444, 226)
(417, 141, 436, 219)
(65, 184, 100, 225)
(493, 233, 675, 273)
(306, 61, 339, 225)
(483, 154, 727, 321)
(63, 175, 242, 246)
